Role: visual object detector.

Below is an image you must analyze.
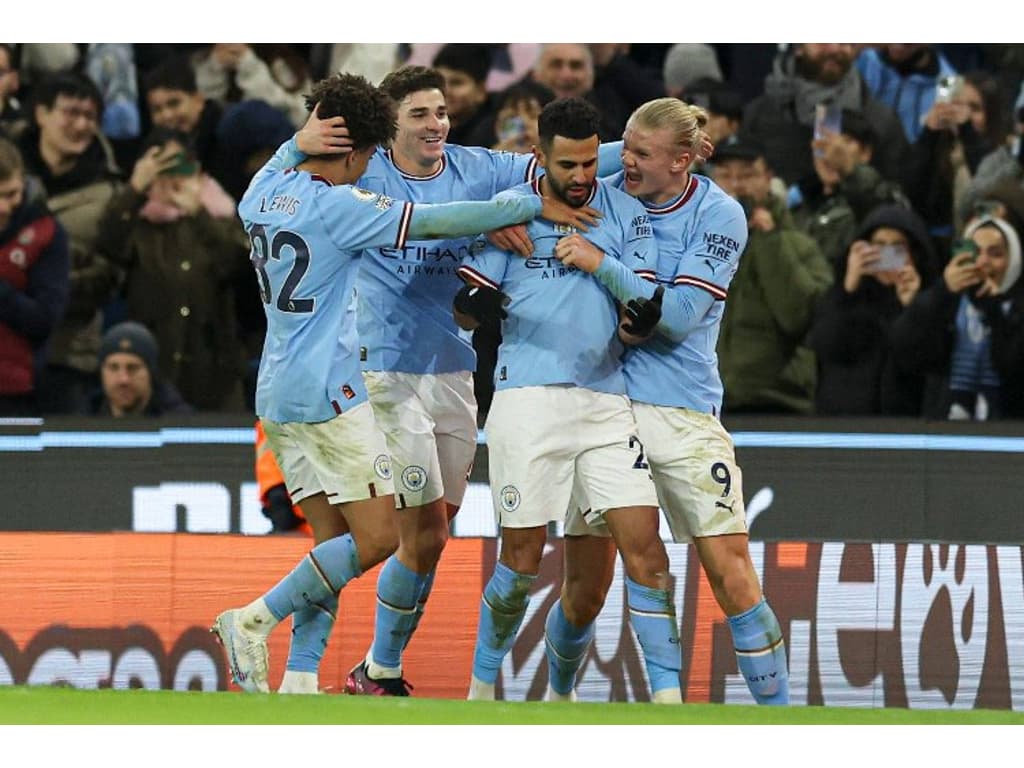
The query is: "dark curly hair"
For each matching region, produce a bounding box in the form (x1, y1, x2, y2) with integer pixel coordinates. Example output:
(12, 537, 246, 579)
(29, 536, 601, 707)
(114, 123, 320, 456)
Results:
(378, 65, 446, 104)
(304, 73, 396, 150)
(537, 97, 601, 151)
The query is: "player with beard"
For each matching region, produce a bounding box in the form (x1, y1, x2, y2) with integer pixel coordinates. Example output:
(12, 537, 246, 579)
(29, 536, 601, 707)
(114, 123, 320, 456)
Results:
(280, 66, 612, 696)
(555, 97, 790, 705)
(455, 97, 684, 703)
(210, 73, 593, 695)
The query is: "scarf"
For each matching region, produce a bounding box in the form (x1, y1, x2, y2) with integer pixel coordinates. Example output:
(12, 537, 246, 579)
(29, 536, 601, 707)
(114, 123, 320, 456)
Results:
(764, 62, 864, 129)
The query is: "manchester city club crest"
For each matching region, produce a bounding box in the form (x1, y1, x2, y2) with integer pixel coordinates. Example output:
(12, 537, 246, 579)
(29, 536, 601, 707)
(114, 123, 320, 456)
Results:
(401, 465, 427, 492)
(373, 454, 393, 480)
(499, 484, 521, 512)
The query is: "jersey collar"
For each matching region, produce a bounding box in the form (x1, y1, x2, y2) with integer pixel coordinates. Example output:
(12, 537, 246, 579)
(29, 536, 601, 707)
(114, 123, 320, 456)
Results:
(642, 174, 698, 215)
(387, 149, 447, 181)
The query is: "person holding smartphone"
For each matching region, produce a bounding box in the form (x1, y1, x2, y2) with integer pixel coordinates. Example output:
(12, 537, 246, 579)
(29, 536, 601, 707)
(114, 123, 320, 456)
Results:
(890, 211, 1024, 420)
(809, 204, 937, 415)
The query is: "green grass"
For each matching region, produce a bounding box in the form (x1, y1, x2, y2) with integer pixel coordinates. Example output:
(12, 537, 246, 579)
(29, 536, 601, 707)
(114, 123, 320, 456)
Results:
(1, 686, 1022, 725)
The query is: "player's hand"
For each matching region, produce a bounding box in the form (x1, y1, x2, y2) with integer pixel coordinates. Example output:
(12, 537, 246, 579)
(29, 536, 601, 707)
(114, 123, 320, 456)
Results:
(620, 285, 664, 338)
(488, 224, 533, 257)
(554, 233, 605, 273)
(296, 102, 353, 156)
(540, 195, 601, 232)
(453, 283, 510, 323)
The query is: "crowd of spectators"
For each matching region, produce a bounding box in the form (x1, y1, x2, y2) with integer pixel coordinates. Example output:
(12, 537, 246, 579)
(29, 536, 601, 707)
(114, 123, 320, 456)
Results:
(1, 42, 1023, 422)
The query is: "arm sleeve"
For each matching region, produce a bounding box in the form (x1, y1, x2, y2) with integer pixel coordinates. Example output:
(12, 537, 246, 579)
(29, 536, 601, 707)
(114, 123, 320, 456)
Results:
(593, 256, 716, 343)
(240, 136, 307, 202)
(408, 195, 542, 240)
(265, 137, 306, 172)
(319, 187, 542, 252)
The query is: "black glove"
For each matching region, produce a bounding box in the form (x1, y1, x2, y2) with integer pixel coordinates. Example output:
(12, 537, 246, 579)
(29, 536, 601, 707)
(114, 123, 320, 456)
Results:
(621, 286, 664, 338)
(262, 484, 304, 533)
(454, 283, 511, 323)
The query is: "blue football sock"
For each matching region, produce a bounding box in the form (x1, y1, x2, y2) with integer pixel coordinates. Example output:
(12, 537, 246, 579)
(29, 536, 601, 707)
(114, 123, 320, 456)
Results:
(403, 568, 437, 651)
(471, 561, 537, 685)
(371, 555, 429, 670)
(625, 576, 681, 695)
(285, 594, 338, 673)
(264, 534, 362, 621)
(727, 598, 789, 705)
(544, 599, 593, 695)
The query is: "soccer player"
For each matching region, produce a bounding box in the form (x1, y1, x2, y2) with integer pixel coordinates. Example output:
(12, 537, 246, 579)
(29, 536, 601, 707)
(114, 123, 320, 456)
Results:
(210, 72, 593, 694)
(555, 97, 790, 704)
(341, 66, 545, 696)
(456, 97, 684, 704)
(283, 66, 609, 696)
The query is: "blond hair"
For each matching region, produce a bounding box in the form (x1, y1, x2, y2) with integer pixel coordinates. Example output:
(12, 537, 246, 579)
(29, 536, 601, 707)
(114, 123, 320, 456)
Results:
(627, 97, 708, 153)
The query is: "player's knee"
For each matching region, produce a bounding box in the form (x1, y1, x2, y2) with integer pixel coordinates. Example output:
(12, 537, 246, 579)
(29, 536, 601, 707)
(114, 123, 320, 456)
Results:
(715, 568, 761, 616)
(620, 549, 671, 591)
(414, 523, 449, 565)
(562, 581, 608, 626)
(356, 521, 399, 569)
(499, 545, 543, 575)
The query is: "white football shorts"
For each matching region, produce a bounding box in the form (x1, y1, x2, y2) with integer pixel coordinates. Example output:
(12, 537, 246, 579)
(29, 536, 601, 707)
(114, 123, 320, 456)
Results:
(260, 401, 395, 505)
(364, 370, 477, 510)
(485, 386, 658, 530)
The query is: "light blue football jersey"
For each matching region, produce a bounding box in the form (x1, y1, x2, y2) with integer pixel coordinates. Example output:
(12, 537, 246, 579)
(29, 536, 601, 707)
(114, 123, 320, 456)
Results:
(458, 178, 655, 394)
(607, 172, 747, 414)
(240, 162, 419, 423)
(355, 146, 539, 374)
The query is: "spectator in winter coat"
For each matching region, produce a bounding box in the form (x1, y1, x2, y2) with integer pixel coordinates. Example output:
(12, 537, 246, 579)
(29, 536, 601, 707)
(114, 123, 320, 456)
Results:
(809, 204, 937, 415)
(891, 211, 1024, 420)
(0, 137, 69, 416)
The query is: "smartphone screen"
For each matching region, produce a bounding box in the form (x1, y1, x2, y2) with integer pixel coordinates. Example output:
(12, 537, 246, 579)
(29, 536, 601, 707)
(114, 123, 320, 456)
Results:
(866, 244, 908, 273)
(952, 237, 979, 262)
(813, 103, 843, 157)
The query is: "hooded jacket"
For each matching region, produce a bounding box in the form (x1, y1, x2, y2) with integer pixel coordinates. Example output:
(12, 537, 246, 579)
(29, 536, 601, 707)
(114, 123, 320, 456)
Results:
(809, 204, 938, 415)
(890, 214, 1024, 418)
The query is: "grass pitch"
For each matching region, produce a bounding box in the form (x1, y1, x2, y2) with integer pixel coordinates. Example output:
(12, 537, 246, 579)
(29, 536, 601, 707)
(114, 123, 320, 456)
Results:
(1, 686, 1022, 725)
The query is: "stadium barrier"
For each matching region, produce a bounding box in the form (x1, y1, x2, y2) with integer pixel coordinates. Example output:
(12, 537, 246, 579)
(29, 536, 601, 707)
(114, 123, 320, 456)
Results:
(0, 532, 1021, 708)
(2, 416, 1023, 707)
(3, 415, 1024, 543)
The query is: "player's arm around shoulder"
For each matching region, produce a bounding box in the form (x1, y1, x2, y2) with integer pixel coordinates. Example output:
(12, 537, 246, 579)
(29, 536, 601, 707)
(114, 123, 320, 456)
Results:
(453, 236, 511, 331)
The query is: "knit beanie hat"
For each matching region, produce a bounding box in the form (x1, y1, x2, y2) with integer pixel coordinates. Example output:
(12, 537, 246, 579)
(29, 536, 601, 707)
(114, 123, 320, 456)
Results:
(663, 44, 723, 94)
(99, 321, 159, 376)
